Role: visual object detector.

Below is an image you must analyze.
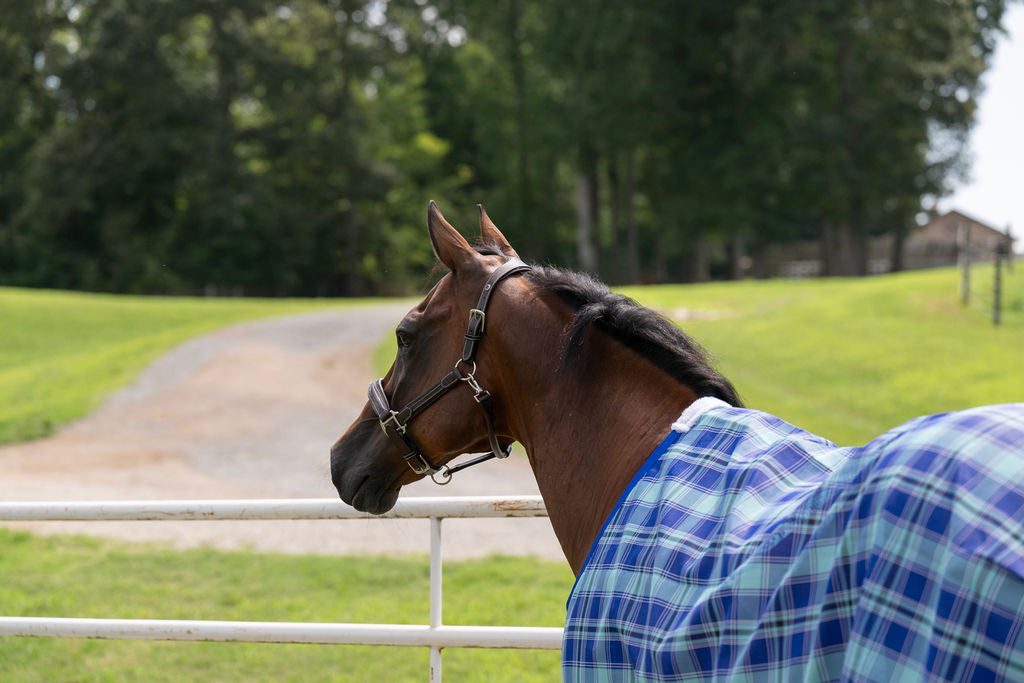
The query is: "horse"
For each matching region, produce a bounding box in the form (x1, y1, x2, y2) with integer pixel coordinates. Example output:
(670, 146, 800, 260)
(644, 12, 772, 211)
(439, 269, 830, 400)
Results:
(330, 201, 1024, 681)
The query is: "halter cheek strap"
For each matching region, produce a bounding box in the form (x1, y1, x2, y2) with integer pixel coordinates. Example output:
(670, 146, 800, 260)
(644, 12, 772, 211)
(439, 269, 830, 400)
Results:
(367, 258, 531, 484)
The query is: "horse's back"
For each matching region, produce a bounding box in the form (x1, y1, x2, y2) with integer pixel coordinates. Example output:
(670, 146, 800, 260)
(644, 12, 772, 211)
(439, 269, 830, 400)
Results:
(840, 403, 1024, 681)
(564, 404, 1024, 682)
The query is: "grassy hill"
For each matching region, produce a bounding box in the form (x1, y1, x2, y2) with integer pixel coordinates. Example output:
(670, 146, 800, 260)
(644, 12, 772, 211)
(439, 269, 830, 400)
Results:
(624, 263, 1023, 445)
(370, 263, 1023, 445)
(6, 265, 1018, 447)
(0, 288, 360, 444)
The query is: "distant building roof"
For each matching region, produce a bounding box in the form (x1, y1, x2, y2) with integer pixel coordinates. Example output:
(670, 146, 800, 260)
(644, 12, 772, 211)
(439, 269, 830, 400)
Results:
(920, 210, 1013, 245)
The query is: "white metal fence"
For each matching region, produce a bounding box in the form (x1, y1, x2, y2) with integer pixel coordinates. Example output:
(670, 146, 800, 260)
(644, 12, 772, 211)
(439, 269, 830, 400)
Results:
(0, 495, 563, 682)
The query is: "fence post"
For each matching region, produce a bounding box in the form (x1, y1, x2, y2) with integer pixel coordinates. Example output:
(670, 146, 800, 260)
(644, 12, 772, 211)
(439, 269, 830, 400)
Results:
(994, 243, 1008, 326)
(430, 516, 443, 682)
(960, 223, 972, 305)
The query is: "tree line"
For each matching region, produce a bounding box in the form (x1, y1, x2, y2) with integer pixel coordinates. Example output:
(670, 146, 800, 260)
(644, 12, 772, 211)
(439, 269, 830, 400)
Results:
(0, 0, 1010, 296)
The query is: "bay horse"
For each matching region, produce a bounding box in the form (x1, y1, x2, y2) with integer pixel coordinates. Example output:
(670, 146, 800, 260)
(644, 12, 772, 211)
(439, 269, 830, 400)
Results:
(330, 202, 1024, 680)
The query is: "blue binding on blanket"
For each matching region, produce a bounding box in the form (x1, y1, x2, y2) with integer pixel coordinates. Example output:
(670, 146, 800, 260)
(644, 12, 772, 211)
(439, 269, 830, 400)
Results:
(563, 402, 1024, 681)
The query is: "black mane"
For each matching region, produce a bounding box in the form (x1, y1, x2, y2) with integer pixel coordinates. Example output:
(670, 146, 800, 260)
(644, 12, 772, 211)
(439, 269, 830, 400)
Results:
(524, 263, 743, 406)
(467, 244, 741, 405)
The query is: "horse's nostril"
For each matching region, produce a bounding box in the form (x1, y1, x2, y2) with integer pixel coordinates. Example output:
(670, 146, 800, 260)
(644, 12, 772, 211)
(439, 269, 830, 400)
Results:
(329, 442, 348, 491)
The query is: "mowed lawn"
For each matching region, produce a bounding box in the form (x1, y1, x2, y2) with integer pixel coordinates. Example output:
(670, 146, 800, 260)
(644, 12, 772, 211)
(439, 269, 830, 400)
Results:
(2, 264, 1022, 681)
(0, 529, 572, 682)
(0, 287, 359, 444)
(625, 262, 1023, 445)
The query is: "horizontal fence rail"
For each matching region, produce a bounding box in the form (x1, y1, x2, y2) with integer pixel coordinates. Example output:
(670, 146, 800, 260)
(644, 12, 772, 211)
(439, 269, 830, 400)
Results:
(0, 495, 561, 682)
(0, 495, 549, 521)
(0, 618, 563, 649)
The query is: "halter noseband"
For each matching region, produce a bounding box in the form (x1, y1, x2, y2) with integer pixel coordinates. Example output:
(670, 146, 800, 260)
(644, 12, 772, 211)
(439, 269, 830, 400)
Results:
(367, 257, 531, 485)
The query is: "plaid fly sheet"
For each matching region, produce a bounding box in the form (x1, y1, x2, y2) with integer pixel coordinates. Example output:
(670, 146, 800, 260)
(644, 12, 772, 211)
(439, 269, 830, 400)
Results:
(563, 400, 1024, 681)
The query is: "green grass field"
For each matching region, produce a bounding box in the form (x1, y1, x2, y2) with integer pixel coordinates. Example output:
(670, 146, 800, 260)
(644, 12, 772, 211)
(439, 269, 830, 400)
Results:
(2, 263, 1022, 680)
(623, 263, 1023, 445)
(369, 263, 1023, 445)
(0, 288, 362, 444)
(0, 528, 573, 682)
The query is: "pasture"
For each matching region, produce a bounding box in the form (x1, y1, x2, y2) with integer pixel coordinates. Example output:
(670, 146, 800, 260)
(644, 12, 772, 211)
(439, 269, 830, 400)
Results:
(369, 263, 1022, 445)
(0, 288, 359, 444)
(626, 263, 1023, 445)
(0, 528, 572, 681)
(1, 264, 1021, 680)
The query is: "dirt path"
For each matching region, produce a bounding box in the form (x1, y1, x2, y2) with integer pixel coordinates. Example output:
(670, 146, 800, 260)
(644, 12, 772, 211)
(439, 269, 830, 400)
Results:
(0, 304, 563, 561)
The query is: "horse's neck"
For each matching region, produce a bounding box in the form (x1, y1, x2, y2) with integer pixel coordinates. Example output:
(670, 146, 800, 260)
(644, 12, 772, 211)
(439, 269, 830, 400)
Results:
(499, 312, 697, 575)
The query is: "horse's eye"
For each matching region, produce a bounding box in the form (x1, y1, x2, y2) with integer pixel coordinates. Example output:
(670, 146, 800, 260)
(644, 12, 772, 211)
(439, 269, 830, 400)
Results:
(396, 330, 412, 348)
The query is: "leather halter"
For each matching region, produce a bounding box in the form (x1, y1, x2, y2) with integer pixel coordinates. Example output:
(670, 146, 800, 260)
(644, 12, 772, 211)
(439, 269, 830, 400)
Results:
(367, 257, 531, 485)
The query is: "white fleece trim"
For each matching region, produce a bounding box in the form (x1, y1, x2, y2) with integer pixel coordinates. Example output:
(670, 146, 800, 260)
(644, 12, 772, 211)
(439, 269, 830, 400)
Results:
(671, 397, 731, 434)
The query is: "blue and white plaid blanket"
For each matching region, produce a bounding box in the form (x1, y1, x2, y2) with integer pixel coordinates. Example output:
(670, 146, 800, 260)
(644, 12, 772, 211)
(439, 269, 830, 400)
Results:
(564, 400, 1024, 681)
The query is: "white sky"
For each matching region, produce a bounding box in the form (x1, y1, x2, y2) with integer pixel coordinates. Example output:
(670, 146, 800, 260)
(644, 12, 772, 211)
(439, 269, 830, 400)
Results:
(941, 4, 1024, 244)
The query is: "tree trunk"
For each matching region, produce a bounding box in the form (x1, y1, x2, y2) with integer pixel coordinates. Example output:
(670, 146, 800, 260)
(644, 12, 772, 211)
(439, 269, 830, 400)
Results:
(837, 30, 869, 276)
(750, 235, 771, 279)
(890, 226, 906, 273)
(821, 222, 837, 276)
(607, 156, 622, 281)
(335, 4, 358, 295)
(507, 0, 532, 248)
(651, 227, 668, 283)
(622, 151, 639, 283)
(849, 199, 869, 276)
(822, 220, 866, 276)
(691, 238, 710, 282)
(342, 207, 359, 296)
(850, 222, 868, 276)
(607, 151, 640, 284)
(575, 145, 600, 273)
(728, 232, 745, 280)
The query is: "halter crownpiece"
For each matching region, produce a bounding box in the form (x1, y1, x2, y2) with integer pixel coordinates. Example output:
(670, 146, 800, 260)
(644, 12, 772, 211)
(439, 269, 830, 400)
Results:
(367, 257, 531, 484)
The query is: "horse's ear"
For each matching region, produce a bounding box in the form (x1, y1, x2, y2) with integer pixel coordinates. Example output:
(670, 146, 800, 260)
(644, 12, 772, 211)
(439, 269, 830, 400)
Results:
(478, 204, 519, 259)
(427, 200, 476, 272)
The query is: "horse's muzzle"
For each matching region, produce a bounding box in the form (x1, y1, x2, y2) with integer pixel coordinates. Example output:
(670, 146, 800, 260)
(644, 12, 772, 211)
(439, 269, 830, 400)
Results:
(330, 428, 402, 515)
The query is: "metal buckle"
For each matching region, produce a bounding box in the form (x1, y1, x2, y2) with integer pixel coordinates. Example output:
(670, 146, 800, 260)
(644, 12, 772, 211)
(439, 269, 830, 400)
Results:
(404, 450, 435, 475)
(467, 308, 486, 334)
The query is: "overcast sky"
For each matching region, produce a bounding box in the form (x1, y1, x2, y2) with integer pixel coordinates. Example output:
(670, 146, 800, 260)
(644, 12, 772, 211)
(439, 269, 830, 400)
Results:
(941, 4, 1024, 244)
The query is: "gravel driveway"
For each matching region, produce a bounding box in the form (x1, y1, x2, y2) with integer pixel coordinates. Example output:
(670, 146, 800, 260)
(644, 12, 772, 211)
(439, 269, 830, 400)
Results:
(0, 303, 564, 562)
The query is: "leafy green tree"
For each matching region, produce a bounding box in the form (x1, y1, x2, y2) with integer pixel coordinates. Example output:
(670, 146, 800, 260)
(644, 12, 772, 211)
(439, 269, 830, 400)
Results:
(736, 0, 1008, 275)
(0, 1, 1012, 293)
(0, 4, 68, 284)
(412, 0, 574, 264)
(0, 0, 452, 295)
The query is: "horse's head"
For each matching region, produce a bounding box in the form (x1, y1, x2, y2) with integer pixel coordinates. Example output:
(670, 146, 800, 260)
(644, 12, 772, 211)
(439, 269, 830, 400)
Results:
(330, 201, 525, 513)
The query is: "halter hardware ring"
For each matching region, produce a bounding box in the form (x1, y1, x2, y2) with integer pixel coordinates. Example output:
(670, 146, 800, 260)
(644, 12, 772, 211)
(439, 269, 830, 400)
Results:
(431, 466, 453, 486)
(454, 359, 477, 379)
(455, 360, 486, 396)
